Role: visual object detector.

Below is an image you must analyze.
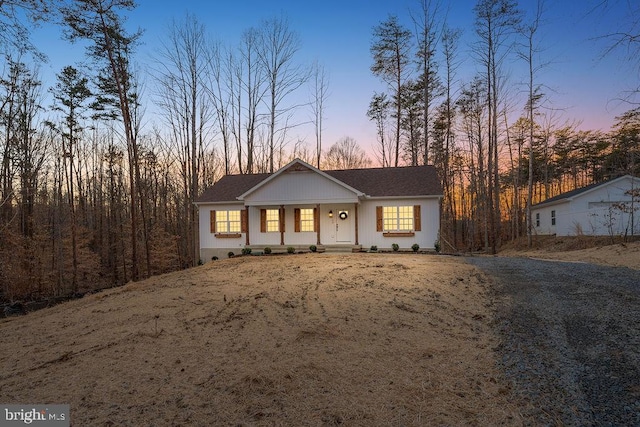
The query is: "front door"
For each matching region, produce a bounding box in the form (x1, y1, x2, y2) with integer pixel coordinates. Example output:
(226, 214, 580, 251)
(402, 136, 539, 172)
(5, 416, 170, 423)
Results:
(336, 210, 351, 242)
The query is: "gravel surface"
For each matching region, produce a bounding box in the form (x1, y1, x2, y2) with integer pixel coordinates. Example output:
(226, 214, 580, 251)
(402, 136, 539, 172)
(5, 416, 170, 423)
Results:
(467, 257, 640, 426)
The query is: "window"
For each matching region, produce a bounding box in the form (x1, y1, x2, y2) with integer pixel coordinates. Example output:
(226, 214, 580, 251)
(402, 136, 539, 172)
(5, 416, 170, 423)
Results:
(216, 210, 241, 233)
(551, 210, 556, 226)
(210, 209, 246, 236)
(535, 212, 540, 227)
(383, 206, 413, 232)
(266, 209, 280, 232)
(299, 208, 314, 232)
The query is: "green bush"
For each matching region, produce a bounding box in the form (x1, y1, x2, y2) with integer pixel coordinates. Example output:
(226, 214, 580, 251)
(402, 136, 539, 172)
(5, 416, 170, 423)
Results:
(264, 247, 272, 254)
(241, 247, 252, 255)
(370, 245, 378, 252)
(309, 244, 317, 252)
(411, 243, 420, 252)
(434, 240, 441, 253)
(211, 256, 219, 261)
(287, 246, 295, 254)
(392, 243, 399, 252)
(227, 251, 235, 258)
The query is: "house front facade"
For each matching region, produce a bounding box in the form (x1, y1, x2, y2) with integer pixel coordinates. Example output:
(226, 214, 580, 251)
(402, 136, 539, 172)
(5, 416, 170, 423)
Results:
(531, 175, 639, 236)
(195, 159, 443, 261)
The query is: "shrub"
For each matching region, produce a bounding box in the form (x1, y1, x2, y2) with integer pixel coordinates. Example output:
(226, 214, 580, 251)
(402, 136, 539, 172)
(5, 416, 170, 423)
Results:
(392, 243, 399, 252)
(198, 259, 203, 265)
(411, 243, 420, 252)
(309, 244, 317, 252)
(370, 245, 378, 252)
(211, 256, 219, 261)
(227, 251, 235, 258)
(241, 247, 252, 255)
(434, 240, 441, 253)
(264, 247, 272, 254)
(287, 246, 295, 254)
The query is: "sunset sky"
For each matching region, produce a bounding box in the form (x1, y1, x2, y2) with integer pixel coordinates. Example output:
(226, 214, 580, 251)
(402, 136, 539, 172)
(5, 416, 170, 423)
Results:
(30, 0, 638, 160)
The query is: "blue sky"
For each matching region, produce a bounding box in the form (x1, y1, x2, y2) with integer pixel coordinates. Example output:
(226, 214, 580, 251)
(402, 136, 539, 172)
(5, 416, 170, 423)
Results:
(29, 0, 638, 159)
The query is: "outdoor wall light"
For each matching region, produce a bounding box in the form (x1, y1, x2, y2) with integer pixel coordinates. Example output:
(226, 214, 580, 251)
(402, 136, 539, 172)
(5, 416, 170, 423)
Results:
(329, 210, 333, 218)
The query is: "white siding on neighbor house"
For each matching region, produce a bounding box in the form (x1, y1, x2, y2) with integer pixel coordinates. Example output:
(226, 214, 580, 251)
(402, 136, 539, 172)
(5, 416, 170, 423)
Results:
(533, 176, 640, 236)
(532, 203, 565, 235)
(243, 170, 359, 205)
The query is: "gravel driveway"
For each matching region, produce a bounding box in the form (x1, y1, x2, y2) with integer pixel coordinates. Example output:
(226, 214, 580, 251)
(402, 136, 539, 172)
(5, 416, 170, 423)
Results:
(466, 257, 640, 426)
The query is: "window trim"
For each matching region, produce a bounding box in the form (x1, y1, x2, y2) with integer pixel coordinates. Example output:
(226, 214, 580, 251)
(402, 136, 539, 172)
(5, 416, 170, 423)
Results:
(376, 205, 419, 236)
(211, 209, 247, 238)
(265, 209, 280, 232)
(295, 208, 316, 232)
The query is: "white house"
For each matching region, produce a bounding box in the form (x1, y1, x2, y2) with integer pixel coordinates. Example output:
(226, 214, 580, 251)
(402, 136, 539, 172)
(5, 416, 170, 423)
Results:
(531, 175, 640, 237)
(195, 158, 443, 261)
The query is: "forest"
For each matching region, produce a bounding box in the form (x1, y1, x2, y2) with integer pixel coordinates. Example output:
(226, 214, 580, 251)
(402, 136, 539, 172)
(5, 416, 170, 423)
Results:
(0, 0, 638, 302)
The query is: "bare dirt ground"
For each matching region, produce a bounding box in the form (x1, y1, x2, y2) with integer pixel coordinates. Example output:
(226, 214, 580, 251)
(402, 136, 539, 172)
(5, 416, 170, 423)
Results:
(499, 236, 640, 270)
(0, 254, 524, 426)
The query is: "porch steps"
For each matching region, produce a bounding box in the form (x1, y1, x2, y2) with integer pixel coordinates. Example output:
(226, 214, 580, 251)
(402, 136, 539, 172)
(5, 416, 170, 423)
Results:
(321, 244, 362, 253)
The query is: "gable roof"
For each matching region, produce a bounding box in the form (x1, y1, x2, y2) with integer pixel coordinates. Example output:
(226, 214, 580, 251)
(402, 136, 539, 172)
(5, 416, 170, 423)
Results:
(533, 175, 639, 208)
(195, 159, 442, 204)
(237, 159, 365, 200)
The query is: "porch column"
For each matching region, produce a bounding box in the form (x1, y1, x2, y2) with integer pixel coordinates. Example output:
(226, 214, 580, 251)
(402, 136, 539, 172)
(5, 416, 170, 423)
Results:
(279, 205, 285, 246)
(354, 203, 359, 245)
(316, 204, 321, 245)
(245, 208, 250, 246)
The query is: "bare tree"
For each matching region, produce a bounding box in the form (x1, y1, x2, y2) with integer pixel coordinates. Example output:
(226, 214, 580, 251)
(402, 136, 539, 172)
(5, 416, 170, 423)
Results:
(257, 15, 309, 173)
(438, 25, 462, 246)
(323, 136, 372, 170)
(517, 0, 545, 247)
(411, 0, 444, 165)
(241, 26, 268, 174)
(153, 13, 213, 267)
(0, 0, 56, 58)
(204, 41, 233, 175)
(473, 0, 521, 252)
(309, 60, 330, 169)
(367, 92, 393, 167)
(593, 0, 640, 102)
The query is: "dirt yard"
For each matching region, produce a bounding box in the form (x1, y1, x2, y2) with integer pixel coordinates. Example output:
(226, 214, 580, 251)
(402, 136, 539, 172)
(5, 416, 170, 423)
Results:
(499, 236, 640, 270)
(0, 254, 523, 426)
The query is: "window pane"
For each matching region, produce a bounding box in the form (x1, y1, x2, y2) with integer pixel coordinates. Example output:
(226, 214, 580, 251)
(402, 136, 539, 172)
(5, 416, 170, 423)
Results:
(229, 210, 241, 232)
(216, 211, 228, 233)
(300, 208, 314, 232)
(266, 209, 279, 232)
(398, 206, 413, 231)
(383, 206, 397, 231)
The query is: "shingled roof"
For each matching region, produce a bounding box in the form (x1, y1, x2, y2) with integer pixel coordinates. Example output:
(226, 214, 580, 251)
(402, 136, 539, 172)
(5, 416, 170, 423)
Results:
(195, 162, 442, 203)
(532, 175, 636, 207)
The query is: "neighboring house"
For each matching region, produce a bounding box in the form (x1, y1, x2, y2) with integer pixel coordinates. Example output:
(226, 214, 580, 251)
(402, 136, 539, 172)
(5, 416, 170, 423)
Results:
(195, 158, 443, 261)
(531, 175, 640, 236)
